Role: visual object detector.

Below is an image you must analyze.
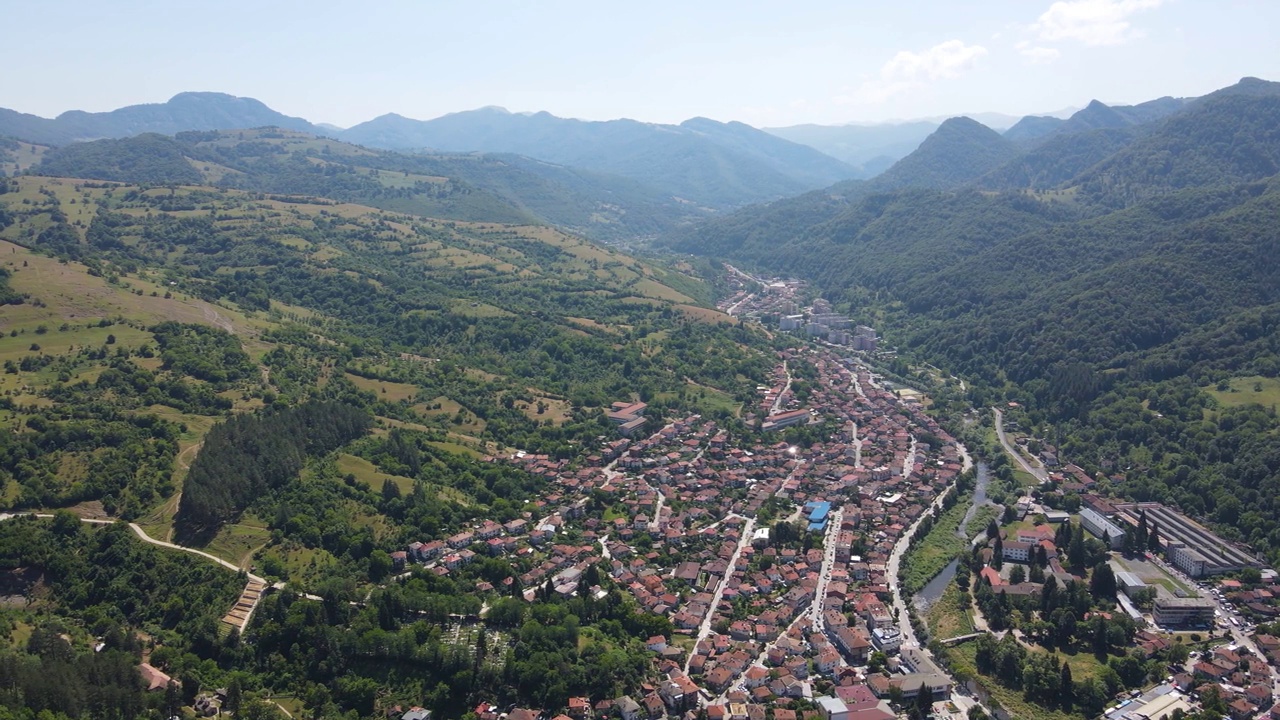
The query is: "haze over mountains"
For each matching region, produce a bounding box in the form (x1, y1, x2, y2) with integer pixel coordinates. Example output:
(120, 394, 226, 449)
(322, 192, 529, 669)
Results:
(0, 89, 1202, 214)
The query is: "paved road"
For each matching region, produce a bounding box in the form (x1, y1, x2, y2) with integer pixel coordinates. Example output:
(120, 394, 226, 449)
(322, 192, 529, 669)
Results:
(0, 511, 266, 583)
(902, 435, 918, 479)
(993, 408, 1047, 483)
(684, 516, 756, 676)
(887, 486, 951, 650)
(810, 509, 845, 628)
(771, 361, 793, 415)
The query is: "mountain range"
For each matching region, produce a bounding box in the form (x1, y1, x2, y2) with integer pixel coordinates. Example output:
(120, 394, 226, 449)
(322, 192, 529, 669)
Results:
(0, 91, 1201, 217)
(666, 76, 1280, 386)
(0, 94, 862, 210)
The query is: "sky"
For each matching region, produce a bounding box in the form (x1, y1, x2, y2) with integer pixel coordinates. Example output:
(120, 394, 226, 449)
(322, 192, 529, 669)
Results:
(3, 0, 1278, 129)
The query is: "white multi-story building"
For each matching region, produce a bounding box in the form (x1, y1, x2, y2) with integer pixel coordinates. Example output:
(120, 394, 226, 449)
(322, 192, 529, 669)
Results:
(1080, 508, 1126, 549)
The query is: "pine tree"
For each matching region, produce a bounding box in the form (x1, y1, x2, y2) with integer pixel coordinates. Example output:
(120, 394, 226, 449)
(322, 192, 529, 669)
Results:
(993, 535, 1004, 570)
(1068, 523, 1087, 569)
(1148, 522, 1161, 553)
(1137, 510, 1149, 550)
(1060, 661, 1074, 710)
(1090, 561, 1117, 599)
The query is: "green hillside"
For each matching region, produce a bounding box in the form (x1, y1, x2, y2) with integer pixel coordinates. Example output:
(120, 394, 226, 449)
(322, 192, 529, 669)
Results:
(0, 172, 764, 539)
(28, 129, 711, 240)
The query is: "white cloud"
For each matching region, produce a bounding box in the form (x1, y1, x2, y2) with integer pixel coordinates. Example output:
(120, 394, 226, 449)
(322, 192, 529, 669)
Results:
(1015, 40, 1062, 63)
(1033, 0, 1166, 46)
(846, 40, 988, 105)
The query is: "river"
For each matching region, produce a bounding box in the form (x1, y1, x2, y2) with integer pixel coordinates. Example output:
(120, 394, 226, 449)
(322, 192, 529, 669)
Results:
(913, 462, 995, 612)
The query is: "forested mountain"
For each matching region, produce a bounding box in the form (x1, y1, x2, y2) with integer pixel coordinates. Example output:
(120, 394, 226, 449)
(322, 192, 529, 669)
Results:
(3, 93, 860, 212)
(1002, 96, 1190, 145)
(1002, 115, 1065, 144)
(340, 107, 859, 207)
(0, 92, 323, 145)
(666, 76, 1280, 563)
(865, 117, 1019, 191)
(29, 129, 713, 239)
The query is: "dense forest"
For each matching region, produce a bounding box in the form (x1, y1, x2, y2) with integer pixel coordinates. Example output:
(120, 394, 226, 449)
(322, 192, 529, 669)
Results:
(0, 515, 246, 719)
(175, 401, 372, 541)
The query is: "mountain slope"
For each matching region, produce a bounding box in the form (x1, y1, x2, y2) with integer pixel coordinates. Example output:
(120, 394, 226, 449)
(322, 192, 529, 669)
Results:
(1003, 115, 1065, 144)
(0, 92, 324, 145)
(29, 129, 712, 239)
(976, 127, 1139, 191)
(1073, 90, 1280, 206)
(341, 107, 858, 208)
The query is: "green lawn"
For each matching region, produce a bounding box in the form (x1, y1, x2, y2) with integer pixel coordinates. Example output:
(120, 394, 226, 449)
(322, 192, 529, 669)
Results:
(337, 453, 416, 495)
(1204, 376, 1280, 410)
(204, 516, 271, 569)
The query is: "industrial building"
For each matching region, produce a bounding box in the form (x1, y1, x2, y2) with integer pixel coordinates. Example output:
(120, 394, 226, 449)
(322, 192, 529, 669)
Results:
(1080, 507, 1127, 549)
(1115, 570, 1149, 600)
(1116, 503, 1260, 578)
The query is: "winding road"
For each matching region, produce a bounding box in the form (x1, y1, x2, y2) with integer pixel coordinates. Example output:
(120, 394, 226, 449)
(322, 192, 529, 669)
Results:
(993, 408, 1047, 483)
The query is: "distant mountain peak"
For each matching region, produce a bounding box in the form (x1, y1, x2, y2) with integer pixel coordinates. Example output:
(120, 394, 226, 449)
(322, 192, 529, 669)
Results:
(935, 116, 996, 133)
(168, 91, 241, 102)
(865, 115, 1016, 191)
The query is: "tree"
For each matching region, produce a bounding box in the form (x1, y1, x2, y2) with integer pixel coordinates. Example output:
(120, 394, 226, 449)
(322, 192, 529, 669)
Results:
(1059, 661, 1074, 710)
(993, 535, 1004, 570)
(869, 651, 888, 673)
(1041, 575, 1059, 614)
(1068, 523, 1087, 569)
(1090, 561, 1117, 600)
(368, 549, 393, 582)
(225, 677, 243, 714)
(1009, 564, 1026, 584)
(381, 478, 401, 502)
(1148, 522, 1160, 553)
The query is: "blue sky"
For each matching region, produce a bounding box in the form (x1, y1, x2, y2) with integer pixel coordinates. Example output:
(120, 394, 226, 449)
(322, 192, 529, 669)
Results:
(4, 0, 1277, 128)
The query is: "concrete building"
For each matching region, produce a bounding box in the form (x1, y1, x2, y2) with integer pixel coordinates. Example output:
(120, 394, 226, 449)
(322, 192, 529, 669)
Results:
(815, 696, 850, 720)
(1001, 541, 1032, 563)
(762, 409, 811, 432)
(871, 627, 902, 653)
(1080, 508, 1126, 549)
(853, 326, 878, 353)
(779, 315, 804, 331)
(1153, 594, 1215, 629)
(811, 314, 851, 330)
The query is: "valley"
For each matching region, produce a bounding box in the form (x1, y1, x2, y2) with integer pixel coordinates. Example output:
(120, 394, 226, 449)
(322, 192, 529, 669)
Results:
(1, 60, 1280, 720)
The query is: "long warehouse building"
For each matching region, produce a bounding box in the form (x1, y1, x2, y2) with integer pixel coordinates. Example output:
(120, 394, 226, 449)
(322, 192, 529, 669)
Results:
(1116, 503, 1260, 578)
